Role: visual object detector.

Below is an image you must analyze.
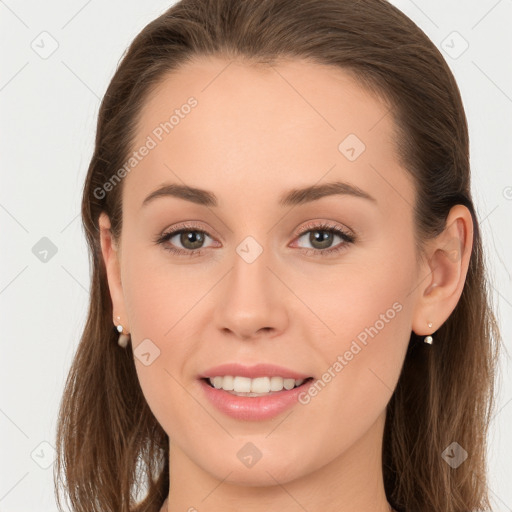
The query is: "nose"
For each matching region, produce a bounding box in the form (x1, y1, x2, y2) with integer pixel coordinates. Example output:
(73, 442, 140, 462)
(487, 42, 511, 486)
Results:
(213, 246, 289, 341)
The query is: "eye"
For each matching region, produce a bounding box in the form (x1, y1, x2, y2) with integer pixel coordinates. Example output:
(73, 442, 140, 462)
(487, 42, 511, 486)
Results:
(292, 221, 355, 256)
(154, 222, 218, 257)
(154, 220, 356, 257)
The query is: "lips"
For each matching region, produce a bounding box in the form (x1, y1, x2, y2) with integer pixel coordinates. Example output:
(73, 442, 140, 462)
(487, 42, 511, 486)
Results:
(196, 362, 315, 420)
(199, 376, 315, 421)
(198, 362, 312, 380)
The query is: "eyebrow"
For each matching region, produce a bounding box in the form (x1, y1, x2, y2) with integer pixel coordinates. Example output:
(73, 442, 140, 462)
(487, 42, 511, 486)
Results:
(141, 180, 377, 209)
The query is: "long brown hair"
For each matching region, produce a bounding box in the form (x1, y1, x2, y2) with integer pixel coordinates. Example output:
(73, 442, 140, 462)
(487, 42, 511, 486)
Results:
(54, 1, 501, 511)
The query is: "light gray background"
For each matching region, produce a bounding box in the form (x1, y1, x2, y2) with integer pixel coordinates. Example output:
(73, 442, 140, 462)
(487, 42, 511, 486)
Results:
(0, 0, 511, 510)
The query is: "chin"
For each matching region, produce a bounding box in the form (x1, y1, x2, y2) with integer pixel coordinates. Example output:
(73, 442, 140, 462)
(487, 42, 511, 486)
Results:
(201, 451, 308, 487)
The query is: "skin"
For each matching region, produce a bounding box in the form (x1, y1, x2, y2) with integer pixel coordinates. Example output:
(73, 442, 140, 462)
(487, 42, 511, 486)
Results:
(99, 56, 473, 512)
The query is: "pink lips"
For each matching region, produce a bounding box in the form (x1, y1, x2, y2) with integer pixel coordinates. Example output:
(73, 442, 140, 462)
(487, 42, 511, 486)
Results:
(198, 362, 314, 421)
(199, 378, 314, 421)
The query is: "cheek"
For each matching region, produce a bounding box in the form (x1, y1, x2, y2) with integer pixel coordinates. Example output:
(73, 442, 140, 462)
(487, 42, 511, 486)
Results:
(120, 240, 221, 399)
(292, 276, 413, 462)
(295, 239, 415, 351)
(295, 240, 415, 411)
(121, 243, 205, 340)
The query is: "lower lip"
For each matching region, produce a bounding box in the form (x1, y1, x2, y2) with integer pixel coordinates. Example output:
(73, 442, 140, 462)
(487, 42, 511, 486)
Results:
(199, 378, 314, 421)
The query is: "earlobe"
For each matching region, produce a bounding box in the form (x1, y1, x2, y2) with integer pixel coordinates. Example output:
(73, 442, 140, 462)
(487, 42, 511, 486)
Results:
(412, 204, 474, 336)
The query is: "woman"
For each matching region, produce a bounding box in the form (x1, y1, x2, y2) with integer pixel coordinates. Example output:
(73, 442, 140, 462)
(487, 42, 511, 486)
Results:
(54, 1, 501, 511)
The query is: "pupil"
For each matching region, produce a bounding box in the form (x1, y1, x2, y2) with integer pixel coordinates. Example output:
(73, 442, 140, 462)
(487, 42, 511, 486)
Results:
(182, 231, 204, 249)
(311, 230, 332, 249)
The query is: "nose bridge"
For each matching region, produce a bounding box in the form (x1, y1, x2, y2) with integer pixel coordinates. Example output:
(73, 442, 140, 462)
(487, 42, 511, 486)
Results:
(229, 234, 274, 309)
(213, 233, 288, 338)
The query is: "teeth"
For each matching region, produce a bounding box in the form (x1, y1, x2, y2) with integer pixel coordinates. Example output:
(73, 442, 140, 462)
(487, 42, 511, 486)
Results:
(208, 375, 306, 394)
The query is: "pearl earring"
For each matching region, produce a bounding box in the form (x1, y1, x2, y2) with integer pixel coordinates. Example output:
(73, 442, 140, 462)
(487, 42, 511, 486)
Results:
(424, 321, 434, 345)
(114, 316, 130, 348)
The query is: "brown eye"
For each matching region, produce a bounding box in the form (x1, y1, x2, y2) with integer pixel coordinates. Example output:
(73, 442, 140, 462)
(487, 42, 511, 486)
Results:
(155, 226, 216, 256)
(293, 222, 355, 256)
(301, 229, 336, 250)
(175, 230, 206, 250)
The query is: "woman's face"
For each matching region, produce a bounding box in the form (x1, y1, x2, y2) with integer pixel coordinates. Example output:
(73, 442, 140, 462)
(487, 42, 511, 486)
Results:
(101, 56, 429, 487)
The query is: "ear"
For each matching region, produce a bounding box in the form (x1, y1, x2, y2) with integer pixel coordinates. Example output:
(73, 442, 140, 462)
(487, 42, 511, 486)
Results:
(98, 212, 129, 332)
(411, 204, 474, 336)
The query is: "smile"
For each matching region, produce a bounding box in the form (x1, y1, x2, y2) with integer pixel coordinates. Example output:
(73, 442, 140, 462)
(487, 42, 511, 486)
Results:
(200, 376, 314, 420)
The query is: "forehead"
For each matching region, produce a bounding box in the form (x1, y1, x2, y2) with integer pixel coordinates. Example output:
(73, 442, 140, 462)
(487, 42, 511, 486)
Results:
(124, 56, 413, 215)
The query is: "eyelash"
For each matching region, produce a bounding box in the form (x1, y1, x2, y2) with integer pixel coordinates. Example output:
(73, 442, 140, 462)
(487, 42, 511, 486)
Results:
(154, 221, 356, 258)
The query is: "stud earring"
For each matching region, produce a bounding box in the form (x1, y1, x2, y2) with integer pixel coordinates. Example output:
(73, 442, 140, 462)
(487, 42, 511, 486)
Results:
(424, 321, 434, 345)
(114, 315, 130, 348)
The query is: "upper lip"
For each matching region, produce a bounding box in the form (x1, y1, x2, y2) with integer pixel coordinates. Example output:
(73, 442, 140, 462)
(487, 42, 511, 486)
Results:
(198, 363, 312, 380)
